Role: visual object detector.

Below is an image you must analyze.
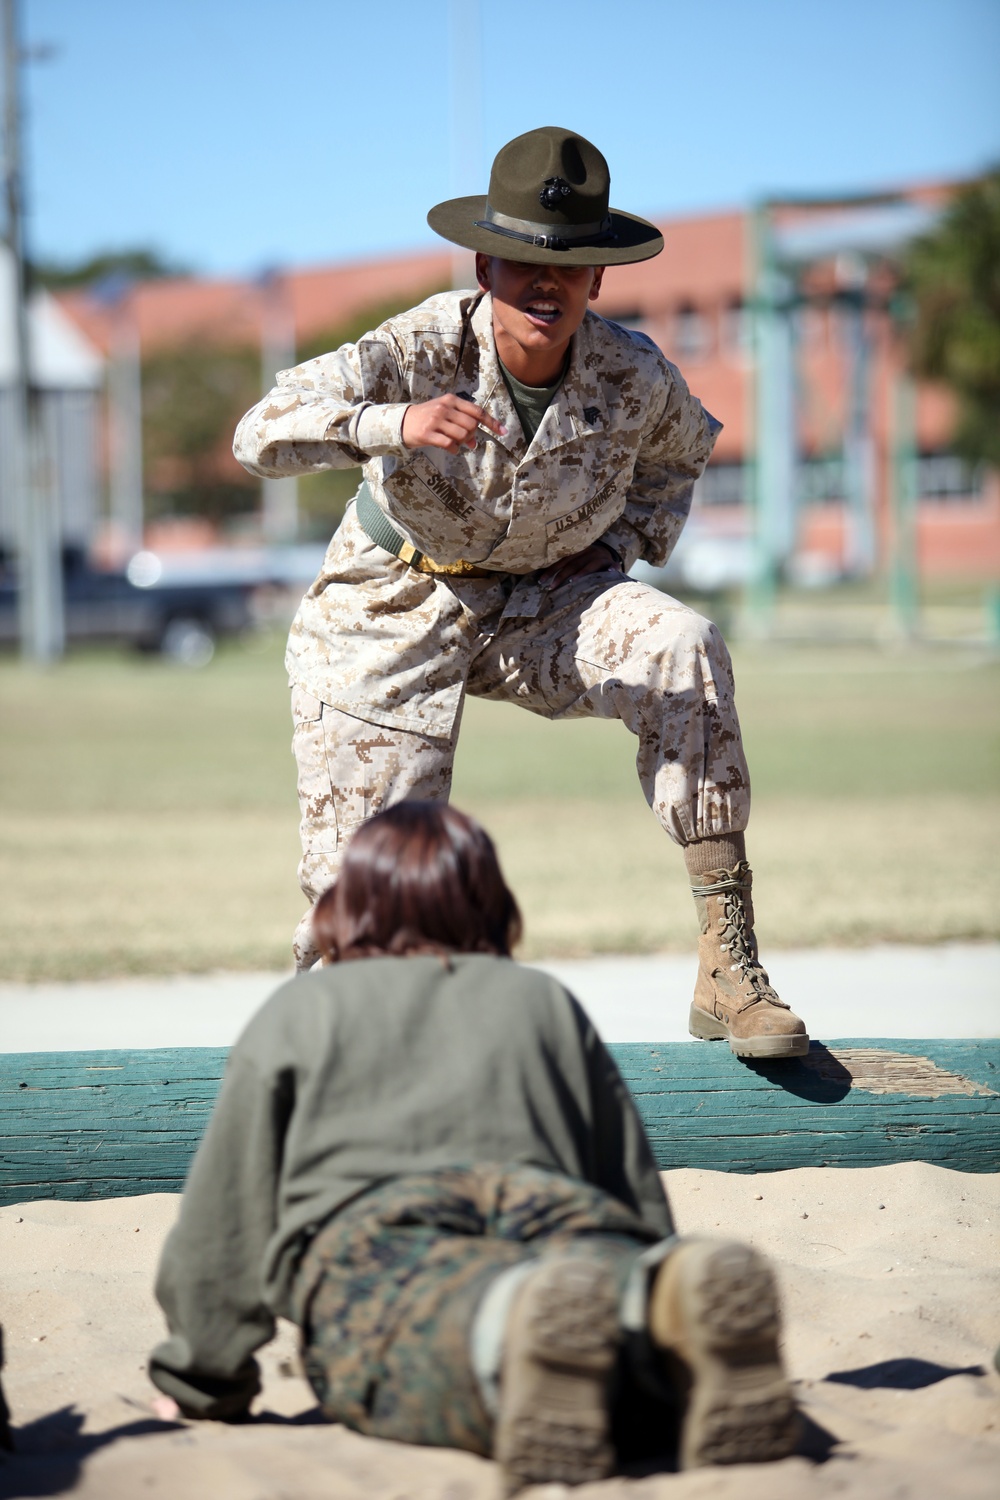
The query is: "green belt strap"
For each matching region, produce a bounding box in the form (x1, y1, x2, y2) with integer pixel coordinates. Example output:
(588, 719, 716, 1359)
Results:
(358, 478, 622, 577)
(355, 481, 421, 565)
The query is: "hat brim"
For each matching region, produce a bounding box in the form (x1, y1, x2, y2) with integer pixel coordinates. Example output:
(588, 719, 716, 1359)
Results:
(427, 195, 664, 266)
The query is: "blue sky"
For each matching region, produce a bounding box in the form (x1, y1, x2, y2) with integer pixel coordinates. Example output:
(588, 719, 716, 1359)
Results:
(19, 0, 1000, 278)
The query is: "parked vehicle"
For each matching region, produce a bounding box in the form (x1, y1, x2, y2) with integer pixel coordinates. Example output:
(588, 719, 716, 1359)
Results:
(630, 523, 754, 596)
(0, 549, 325, 666)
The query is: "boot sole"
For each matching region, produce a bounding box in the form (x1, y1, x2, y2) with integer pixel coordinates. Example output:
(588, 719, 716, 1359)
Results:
(689, 1004, 809, 1059)
(650, 1239, 797, 1469)
(494, 1256, 619, 1494)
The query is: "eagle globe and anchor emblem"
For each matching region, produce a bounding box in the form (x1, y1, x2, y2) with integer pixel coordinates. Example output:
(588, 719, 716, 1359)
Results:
(539, 177, 572, 211)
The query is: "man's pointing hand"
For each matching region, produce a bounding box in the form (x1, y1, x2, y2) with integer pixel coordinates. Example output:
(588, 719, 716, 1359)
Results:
(401, 395, 507, 455)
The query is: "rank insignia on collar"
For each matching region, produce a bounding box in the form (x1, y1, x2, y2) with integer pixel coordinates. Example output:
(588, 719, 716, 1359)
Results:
(583, 406, 601, 425)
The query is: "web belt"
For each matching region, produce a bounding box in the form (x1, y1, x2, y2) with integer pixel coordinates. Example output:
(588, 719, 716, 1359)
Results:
(355, 482, 496, 578)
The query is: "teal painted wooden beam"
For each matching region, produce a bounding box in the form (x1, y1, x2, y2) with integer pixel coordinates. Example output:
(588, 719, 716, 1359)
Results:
(1, 1039, 997, 1206)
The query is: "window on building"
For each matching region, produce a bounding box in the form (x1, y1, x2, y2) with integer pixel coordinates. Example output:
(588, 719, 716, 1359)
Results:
(674, 303, 711, 361)
(607, 308, 645, 331)
(917, 453, 983, 501)
(695, 463, 746, 507)
(798, 457, 845, 505)
(721, 298, 750, 356)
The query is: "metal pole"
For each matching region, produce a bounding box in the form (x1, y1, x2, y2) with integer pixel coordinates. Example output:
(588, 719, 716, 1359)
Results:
(448, 0, 481, 291)
(744, 203, 771, 636)
(108, 295, 144, 556)
(746, 202, 795, 636)
(2, 0, 62, 661)
(888, 367, 919, 640)
(839, 256, 876, 578)
(768, 276, 798, 564)
(259, 271, 298, 543)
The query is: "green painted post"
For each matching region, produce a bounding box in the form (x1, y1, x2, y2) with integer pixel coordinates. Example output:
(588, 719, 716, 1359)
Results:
(984, 583, 1000, 647)
(888, 369, 920, 640)
(744, 201, 777, 638)
(840, 266, 877, 579)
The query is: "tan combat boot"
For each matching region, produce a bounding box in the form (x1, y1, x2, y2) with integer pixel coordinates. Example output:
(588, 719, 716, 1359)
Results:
(495, 1257, 619, 1493)
(648, 1238, 797, 1468)
(689, 862, 808, 1058)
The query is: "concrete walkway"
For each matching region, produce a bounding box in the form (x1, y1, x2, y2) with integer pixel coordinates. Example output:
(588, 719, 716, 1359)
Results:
(1, 944, 996, 1051)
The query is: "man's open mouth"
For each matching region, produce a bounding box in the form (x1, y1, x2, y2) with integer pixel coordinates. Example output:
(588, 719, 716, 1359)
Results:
(524, 301, 562, 326)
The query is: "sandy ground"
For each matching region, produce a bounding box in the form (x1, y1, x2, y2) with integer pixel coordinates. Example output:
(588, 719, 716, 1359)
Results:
(0, 1163, 997, 1499)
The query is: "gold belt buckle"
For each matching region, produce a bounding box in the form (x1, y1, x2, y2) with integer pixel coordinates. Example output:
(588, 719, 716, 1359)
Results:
(398, 541, 491, 579)
(422, 558, 493, 578)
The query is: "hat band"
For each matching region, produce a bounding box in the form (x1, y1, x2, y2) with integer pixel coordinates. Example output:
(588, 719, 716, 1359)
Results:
(474, 202, 615, 252)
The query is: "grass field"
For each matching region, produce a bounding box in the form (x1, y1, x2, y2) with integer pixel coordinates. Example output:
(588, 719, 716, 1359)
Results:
(1, 630, 998, 980)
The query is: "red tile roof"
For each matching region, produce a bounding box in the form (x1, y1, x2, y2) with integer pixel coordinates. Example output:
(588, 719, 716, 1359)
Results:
(59, 247, 455, 355)
(55, 180, 965, 470)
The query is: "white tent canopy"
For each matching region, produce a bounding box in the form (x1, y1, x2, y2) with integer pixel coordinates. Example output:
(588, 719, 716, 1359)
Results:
(0, 242, 105, 556)
(0, 242, 104, 390)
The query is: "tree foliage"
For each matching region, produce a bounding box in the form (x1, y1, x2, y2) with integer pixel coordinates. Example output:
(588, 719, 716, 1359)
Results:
(906, 170, 1000, 469)
(294, 282, 449, 535)
(141, 343, 260, 523)
(32, 247, 188, 291)
(295, 283, 448, 365)
(136, 280, 449, 531)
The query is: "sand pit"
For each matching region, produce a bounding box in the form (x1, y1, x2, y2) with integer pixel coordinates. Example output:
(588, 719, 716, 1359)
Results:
(0, 1162, 997, 1498)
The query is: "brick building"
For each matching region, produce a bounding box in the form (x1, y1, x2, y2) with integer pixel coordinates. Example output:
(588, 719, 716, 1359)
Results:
(59, 185, 999, 582)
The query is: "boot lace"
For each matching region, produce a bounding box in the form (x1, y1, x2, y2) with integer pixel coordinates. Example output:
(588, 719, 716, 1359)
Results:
(700, 873, 785, 1009)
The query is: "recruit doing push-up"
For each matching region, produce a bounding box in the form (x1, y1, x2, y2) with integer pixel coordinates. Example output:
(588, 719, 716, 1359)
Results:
(234, 125, 810, 1059)
(149, 802, 799, 1488)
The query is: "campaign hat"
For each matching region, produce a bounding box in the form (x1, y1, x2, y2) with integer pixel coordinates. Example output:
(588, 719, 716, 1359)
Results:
(427, 126, 664, 266)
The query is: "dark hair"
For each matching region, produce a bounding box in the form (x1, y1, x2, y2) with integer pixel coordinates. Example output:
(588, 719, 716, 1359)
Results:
(312, 802, 522, 963)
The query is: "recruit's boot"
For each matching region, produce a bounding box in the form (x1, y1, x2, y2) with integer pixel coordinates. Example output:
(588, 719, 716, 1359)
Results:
(648, 1238, 797, 1468)
(495, 1256, 619, 1493)
(689, 862, 808, 1058)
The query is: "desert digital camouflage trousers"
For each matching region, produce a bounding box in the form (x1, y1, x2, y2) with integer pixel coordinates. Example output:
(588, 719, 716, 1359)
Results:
(292, 570, 749, 937)
(290, 1164, 668, 1456)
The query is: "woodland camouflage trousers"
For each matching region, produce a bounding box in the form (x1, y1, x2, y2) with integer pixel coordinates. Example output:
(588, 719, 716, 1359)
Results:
(292, 574, 750, 945)
(289, 1164, 669, 1456)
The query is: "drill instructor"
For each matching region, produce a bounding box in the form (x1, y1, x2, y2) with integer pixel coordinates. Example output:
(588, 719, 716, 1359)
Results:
(234, 126, 809, 1059)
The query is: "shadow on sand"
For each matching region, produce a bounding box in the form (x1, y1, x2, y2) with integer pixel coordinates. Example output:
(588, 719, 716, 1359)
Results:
(824, 1358, 987, 1391)
(0, 1402, 326, 1497)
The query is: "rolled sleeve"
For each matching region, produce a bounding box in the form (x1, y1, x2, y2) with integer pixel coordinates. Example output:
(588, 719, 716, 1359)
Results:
(354, 402, 410, 456)
(233, 331, 409, 478)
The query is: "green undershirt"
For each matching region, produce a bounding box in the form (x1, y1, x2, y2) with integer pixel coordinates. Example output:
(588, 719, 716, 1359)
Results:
(499, 352, 569, 444)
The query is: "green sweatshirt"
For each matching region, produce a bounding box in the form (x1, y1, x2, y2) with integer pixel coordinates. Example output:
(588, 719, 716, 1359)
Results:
(149, 954, 673, 1418)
